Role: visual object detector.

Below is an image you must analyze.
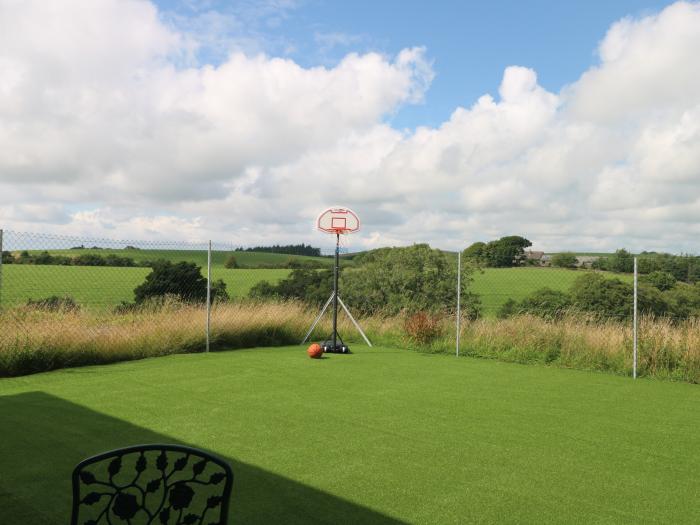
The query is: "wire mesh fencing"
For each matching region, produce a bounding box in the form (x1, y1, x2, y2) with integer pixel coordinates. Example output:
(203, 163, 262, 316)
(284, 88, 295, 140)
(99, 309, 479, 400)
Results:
(0, 230, 333, 376)
(1, 229, 698, 382)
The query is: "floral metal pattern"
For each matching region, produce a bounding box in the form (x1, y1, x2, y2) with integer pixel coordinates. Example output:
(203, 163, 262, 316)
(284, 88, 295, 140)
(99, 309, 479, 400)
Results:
(71, 444, 233, 525)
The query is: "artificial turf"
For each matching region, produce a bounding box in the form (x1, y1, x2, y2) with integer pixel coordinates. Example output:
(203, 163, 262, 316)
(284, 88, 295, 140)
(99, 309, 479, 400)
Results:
(0, 346, 698, 524)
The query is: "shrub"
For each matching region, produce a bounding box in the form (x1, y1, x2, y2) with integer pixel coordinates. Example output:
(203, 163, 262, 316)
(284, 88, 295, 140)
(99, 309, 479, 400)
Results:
(134, 260, 208, 304)
(663, 283, 700, 318)
(404, 311, 443, 345)
(224, 255, 239, 269)
(1, 251, 14, 264)
(249, 268, 333, 306)
(641, 271, 676, 291)
(26, 296, 80, 312)
(515, 288, 572, 319)
(497, 299, 518, 319)
(210, 279, 229, 303)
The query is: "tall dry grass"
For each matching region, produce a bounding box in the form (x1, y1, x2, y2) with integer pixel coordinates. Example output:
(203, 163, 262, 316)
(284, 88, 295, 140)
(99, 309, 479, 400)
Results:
(1, 300, 698, 383)
(408, 313, 699, 383)
(0, 299, 399, 377)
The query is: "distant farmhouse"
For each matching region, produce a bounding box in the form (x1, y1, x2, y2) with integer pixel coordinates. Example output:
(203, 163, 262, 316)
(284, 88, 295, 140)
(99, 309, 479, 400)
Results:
(523, 250, 599, 268)
(524, 250, 545, 263)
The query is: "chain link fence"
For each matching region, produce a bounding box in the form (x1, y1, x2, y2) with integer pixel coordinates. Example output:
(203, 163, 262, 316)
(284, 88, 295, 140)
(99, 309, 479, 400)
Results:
(1, 229, 698, 382)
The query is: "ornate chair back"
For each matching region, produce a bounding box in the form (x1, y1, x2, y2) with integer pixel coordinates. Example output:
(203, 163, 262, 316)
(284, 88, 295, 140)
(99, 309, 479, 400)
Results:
(71, 444, 233, 525)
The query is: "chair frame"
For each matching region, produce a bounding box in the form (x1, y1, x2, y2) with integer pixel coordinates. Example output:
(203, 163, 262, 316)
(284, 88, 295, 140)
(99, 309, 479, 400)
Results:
(71, 443, 233, 525)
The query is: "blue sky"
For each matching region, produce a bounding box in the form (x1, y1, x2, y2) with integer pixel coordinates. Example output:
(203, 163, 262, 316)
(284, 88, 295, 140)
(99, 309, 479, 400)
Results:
(157, 0, 672, 128)
(2, 0, 699, 251)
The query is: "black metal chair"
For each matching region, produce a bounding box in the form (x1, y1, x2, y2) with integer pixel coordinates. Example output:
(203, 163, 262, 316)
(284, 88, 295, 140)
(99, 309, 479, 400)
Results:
(71, 444, 233, 525)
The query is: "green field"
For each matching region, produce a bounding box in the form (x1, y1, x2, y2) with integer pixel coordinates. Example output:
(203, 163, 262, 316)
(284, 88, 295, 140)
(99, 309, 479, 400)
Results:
(471, 267, 634, 315)
(1, 346, 698, 523)
(0, 265, 291, 308)
(1, 259, 635, 314)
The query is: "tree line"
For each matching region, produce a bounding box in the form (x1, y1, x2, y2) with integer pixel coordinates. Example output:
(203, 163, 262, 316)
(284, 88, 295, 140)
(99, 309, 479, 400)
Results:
(500, 272, 700, 321)
(593, 249, 700, 283)
(2, 251, 142, 267)
(234, 244, 321, 257)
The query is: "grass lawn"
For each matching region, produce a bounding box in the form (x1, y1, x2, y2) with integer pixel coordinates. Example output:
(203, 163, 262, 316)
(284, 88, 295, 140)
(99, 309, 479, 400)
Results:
(0, 265, 291, 308)
(471, 267, 634, 315)
(1, 346, 698, 524)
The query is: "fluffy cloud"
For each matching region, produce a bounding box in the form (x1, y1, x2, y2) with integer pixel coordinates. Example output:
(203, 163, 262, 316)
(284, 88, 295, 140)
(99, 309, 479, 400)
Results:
(1, 0, 700, 253)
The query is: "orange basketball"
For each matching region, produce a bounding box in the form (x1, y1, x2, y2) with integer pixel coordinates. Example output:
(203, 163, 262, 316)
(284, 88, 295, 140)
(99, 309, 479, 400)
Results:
(307, 343, 323, 359)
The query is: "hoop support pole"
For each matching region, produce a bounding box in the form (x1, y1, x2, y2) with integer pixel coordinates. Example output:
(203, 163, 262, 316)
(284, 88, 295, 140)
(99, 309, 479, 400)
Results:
(337, 296, 372, 347)
(332, 233, 340, 349)
(301, 292, 335, 344)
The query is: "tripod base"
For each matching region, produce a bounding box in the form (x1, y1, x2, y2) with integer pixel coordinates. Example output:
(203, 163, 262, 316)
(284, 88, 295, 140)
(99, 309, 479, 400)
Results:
(301, 292, 373, 349)
(321, 340, 350, 354)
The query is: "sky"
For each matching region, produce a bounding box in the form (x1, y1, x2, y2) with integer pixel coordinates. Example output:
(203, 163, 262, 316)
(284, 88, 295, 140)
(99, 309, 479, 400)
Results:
(1, 0, 699, 253)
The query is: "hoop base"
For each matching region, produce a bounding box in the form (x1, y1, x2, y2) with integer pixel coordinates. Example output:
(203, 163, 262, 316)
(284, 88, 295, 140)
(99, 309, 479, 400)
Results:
(321, 340, 350, 354)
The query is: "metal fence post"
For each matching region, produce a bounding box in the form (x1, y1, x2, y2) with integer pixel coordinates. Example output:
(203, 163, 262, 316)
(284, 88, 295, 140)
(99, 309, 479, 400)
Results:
(633, 256, 638, 379)
(206, 240, 212, 353)
(0, 229, 3, 309)
(456, 250, 461, 357)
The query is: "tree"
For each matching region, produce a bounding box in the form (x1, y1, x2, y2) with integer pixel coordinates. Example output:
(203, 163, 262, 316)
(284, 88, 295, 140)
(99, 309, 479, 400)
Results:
(224, 255, 239, 269)
(607, 249, 635, 273)
(477, 236, 532, 267)
(339, 244, 480, 316)
(1, 251, 14, 264)
(463, 242, 486, 263)
(134, 260, 208, 304)
(551, 252, 578, 269)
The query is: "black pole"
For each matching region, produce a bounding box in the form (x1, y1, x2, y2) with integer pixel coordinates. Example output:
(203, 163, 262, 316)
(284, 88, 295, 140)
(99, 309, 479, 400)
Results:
(332, 233, 339, 350)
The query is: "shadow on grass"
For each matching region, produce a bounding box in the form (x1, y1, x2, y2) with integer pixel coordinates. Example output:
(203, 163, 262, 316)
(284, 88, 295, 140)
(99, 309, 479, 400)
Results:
(0, 391, 405, 525)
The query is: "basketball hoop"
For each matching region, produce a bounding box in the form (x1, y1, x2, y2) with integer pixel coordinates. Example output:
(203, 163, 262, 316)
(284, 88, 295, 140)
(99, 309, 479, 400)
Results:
(317, 207, 360, 235)
(302, 206, 371, 353)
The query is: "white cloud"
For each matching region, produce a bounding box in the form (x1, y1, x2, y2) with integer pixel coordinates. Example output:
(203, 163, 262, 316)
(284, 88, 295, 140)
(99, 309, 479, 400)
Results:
(1, 0, 700, 254)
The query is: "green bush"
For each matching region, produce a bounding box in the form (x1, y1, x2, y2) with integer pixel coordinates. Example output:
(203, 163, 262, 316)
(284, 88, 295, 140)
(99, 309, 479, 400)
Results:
(514, 288, 572, 319)
(551, 252, 578, 269)
(224, 255, 239, 269)
(641, 271, 676, 291)
(26, 296, 80, 312)
(134, 260, 208, 304)
(249, 268, 334, 306)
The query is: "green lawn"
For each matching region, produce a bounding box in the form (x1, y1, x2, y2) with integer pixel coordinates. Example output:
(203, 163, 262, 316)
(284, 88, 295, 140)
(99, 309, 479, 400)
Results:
(471, 268, 634, 315)
(1, 346, 698, 524)
(0, 265, 290, 308)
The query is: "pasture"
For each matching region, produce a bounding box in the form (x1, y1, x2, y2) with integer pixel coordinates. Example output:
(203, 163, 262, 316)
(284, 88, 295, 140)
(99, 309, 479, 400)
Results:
(0, 265, 291, 308)
(470, 267, 633, 315)
(0, 346, 698, 524)
(1, 255, 634, 315)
